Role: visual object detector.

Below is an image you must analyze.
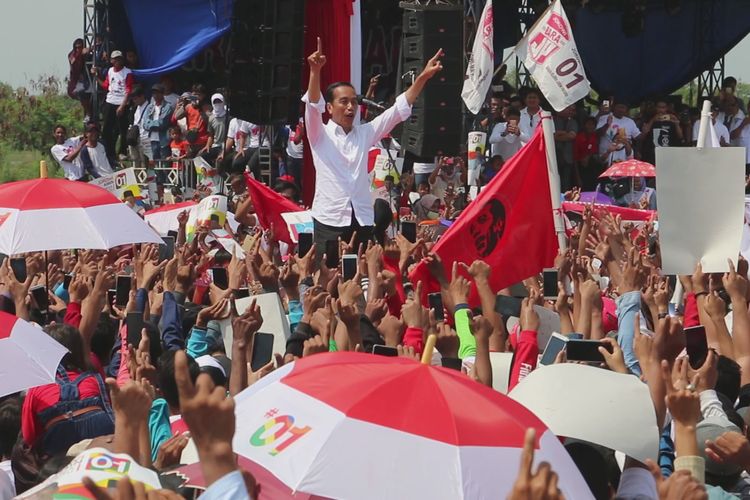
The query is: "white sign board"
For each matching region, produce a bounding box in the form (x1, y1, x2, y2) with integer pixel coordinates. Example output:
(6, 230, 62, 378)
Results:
(218, 293, 292, 359)
(656, 147, 745, 274)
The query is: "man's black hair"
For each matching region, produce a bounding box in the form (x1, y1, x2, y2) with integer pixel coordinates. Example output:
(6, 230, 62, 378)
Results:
(722, 76, 737, 88)
(505, 108, 521, 118)
(158, 350, 200, 410)
(490, 92, 504, 101)
(0, 395, 21, 458)
(54, 124, 67, 133)
(325, 82, 356, 103)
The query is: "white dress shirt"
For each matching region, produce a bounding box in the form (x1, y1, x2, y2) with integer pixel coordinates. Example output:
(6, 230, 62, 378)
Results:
(519, 107, 542, 145)
(303, 91, 412, 227)
(488, 122, 522, 161)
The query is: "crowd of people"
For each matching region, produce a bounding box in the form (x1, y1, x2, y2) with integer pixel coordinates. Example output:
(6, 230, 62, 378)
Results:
(0, 26, 747, 500)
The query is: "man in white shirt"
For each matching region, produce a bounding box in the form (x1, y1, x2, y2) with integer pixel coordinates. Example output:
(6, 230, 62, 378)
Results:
(691, 104, 730, 146)
(285, 117, 305, 185)
(519, 89, 543, 145)
(92, 50, 133, 162)
(50, 125, 85, 181)
(727, 97, 750, 169)
(489, 107, 523, 161)
(596, 101, 641, 165)
(127, 86, 152, 169)
(304, 37, 443, 255)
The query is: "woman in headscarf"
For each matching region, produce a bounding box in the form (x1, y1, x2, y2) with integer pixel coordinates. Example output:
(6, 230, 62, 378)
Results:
(413, 194, 441, 222)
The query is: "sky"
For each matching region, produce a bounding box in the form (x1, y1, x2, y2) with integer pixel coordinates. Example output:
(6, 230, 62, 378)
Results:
(1, 0, 750, 91)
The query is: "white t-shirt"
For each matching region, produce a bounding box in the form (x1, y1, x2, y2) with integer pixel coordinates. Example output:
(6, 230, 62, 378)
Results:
(247, 122, 270, 148)
(519, 107, 543, 145)
(133, 102, 150, 142)
(149, 103, 163, 141)
(489, 122, 522, 161)
(286, 122, 304, 159)
(692, 120, 730, 145)
(227, 118, 252, 151)
(413, 162, 436, 175)
(51, 137, 84, 181)
(104, 67, 133, 106)
(86, 143, 114, 177)
(728, 115, 750, 162)
(0, 459, 15, 499)
(597, 114, 641, 155)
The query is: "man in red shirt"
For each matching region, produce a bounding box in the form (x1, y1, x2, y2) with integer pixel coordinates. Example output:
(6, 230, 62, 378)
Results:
(173, 92, 209, 157)
(574, 116, 601, 190)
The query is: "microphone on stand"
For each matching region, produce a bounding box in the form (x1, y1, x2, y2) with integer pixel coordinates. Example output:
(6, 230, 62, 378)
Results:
(357, 96, 386, 111)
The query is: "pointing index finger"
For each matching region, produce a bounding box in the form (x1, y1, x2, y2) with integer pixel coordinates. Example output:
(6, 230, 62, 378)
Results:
(317, 36, 322, 53)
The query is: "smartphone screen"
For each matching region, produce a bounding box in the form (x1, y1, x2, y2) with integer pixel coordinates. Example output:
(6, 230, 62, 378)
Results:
(342, 255, 357, 281)
(211, 267, 229, 289)
(566, 339, 611, 363)
(540, 334, 568, 366)
(298, 232, 313, 257)
(235, 287, 250, 299)
(126, 311, 145, 347)
(685, 325, 708, 369)
(167, 230, 179, 239)
(495, 295, 523, 318)
(107, 289, 116, 312)
(63, 273, 73, 290)
(251, 332, 275, 372)
(115, 275, 132, 307)
(428, 292, 444, 321)
(160, 236, 175, 261)
(542, 269, 558, 300)
(325, 240, 339, 269)
(30, 285, 49, 311)
(10, 258, 26, 283)
(401, 221, 417, 244)
(372, 344, 399, 357)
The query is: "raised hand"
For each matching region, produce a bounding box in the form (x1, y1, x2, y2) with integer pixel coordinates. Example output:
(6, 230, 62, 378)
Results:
(420, 49, 444, 80)
(307, 36, 327, 70)
(509, 428, 563, 500)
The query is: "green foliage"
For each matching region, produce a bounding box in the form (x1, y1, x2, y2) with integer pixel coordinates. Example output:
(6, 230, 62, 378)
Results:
(0, 75, 82, 181)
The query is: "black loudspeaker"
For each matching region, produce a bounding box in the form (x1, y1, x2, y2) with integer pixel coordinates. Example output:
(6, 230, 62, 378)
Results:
(229, 0, 306, 125)
(400, 6, 463, 157)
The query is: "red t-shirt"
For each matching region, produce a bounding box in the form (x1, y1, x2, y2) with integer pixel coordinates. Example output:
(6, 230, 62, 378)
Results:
(574, 131, 598, 162)
(21, 368, 104, 445)
(170, 139, 191, 169)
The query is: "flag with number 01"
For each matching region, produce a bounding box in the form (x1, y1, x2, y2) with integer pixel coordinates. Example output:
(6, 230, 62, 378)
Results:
(514, 0, 590, 111)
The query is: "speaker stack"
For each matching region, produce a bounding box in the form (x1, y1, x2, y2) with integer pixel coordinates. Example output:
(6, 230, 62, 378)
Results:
(228, 0, 306, 125)
(400, 3, 463, 157)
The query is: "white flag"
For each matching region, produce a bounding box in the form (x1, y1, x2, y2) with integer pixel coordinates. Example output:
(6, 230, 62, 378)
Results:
(514, 0, 590, 111)
(461, 0, 494, 114)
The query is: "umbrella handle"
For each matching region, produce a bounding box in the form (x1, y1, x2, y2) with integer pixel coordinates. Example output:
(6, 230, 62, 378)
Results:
(421, 334, 437, 365)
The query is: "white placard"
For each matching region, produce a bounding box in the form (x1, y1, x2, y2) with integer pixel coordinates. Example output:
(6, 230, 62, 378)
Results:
(656, 147, 745, 274)
(218, 293, 292, 359)
(281, 210, 313, 244)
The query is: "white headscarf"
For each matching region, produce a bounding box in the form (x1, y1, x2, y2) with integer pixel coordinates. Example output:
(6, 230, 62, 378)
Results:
(211, 93, 226, 118)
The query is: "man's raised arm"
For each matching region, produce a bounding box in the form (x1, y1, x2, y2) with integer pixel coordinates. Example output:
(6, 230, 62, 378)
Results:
(404, 49, 444, 106)
(306, 37, 326, 104)
(303, 37, 327, 146)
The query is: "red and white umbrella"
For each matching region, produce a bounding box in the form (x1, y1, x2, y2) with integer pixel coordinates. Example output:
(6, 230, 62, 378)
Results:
(598, 159, 656, 178)
(0, 312, 68, 398)
(227, 353, 593, 500)
(0, 179, 161, 254)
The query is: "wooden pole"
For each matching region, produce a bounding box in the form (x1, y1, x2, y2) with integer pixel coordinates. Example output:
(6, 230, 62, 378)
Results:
(39, 160, 48, 179)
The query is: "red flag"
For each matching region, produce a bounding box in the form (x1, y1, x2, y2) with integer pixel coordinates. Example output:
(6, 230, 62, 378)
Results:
(244, 173, 302, 244)
(409, 126, 558, 304)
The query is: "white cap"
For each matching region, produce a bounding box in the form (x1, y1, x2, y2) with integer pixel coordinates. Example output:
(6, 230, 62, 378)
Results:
(110, 50, 123, 59)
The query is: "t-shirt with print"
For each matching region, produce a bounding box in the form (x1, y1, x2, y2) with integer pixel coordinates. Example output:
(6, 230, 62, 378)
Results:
(227, 118, 252, 151)
(103, 67, 134, 106)
(641, 119, 679, 164)
(51, 137, 84, 180)
(597, 114, 640, 155)
(170, 139, 191, 169)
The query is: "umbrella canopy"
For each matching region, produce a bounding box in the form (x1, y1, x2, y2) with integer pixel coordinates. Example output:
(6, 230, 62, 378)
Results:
(0, 178, 161, 254)
(228, 352, 593, 500)
(0, 312, 67, 398)
(598, 159, 656, 178)
(144, 201, 197, 236)
(510, 363, 659, 464)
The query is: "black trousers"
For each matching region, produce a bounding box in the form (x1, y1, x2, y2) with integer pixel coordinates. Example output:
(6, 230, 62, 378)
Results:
(313, 213, 373, 267)
(102, 102, 129, 159)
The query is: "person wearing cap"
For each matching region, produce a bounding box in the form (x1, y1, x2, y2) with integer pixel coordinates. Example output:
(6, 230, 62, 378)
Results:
(143, 83, 175, 164)
(173, 88, 209, 157)
(91, 49, 134, 163)
(691, 104, 730, 147)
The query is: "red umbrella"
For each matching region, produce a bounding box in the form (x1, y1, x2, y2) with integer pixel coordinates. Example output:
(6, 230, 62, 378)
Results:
(0, 179, 161, 254)
(204, 353, 593, 499)
(598, 159, 656, 178)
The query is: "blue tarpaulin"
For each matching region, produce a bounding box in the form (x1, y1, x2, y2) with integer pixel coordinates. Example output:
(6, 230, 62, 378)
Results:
(119, 0, 233, 77)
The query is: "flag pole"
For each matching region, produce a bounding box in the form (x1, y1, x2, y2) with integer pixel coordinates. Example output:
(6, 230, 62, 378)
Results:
(696, 99, 712, 148)
(541, 112, 567, 251)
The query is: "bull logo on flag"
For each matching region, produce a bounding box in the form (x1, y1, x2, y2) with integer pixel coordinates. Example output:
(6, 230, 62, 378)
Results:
(528, 13, 570, 65)
(468, 199, 506, 257)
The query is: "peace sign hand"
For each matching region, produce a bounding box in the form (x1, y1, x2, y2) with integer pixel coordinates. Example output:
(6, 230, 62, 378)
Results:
(308, 36, 327, 70)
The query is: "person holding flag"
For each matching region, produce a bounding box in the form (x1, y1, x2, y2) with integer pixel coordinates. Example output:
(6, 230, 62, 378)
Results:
(302, 37, 444, 257)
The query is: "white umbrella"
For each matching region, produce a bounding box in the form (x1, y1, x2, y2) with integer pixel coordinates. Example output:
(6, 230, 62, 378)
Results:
(0, 312, 67, 397)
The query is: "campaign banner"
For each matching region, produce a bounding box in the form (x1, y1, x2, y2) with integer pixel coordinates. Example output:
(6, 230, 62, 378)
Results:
(467, 131, 487, 186)
(370, 154, 403, 190)
(89, 167, 144, 201)
(186, 195, 228, 242)
(514, 0, 590, 111)
(281, 211, 313, 244)
(461, 0, 493, 114)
